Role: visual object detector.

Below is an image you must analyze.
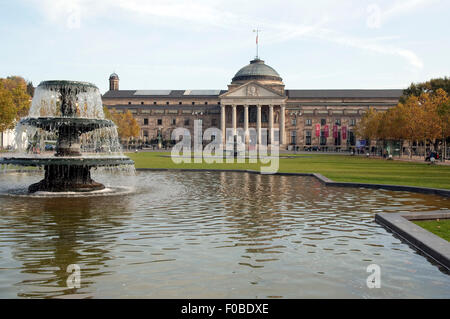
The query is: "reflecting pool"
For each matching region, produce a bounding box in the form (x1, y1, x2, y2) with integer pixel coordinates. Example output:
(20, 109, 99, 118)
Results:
(0, 170, 449, 298)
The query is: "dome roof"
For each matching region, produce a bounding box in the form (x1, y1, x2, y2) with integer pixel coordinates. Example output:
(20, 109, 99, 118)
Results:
(109, 73, 119, 80)
(232, 58, 282, 83)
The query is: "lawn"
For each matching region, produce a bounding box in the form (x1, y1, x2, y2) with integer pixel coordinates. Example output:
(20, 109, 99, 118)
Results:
(413, 219, 450, 241)
(126, 152, 450, 189)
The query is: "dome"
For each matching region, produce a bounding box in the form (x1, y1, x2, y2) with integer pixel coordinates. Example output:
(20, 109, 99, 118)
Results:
(109, 73, 119, 80)
(232, 58, 282, 83)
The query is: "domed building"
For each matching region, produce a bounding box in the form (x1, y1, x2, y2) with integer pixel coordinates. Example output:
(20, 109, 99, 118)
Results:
(103, 56, 402, 151)
(229, 58, 284, 94)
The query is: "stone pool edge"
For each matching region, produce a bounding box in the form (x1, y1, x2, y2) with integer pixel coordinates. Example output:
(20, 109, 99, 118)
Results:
(375, 211, 450, 271)
(136, 168, 450, 198)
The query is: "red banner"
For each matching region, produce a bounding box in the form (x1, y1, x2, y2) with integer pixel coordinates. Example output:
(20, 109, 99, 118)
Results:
(342, 126, 347, 140)
(333, 125, 338, 139)
(315, 124, 320, 137)
(324, 125, 329, 138)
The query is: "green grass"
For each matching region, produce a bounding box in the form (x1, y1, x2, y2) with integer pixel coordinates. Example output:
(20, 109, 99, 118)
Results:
(413, 219, 450, 241)
(125, 152, 450, 189)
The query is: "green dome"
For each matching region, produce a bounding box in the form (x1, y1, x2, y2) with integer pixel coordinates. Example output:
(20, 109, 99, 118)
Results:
(232, 58, 282, 83)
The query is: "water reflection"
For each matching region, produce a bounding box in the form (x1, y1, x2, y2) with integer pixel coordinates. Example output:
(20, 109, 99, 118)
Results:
(0, 192, 133, 298)
(0, 171, 449, 298)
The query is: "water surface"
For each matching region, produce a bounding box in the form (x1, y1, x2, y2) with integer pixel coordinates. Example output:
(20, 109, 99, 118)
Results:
(0, 171, 449, 298)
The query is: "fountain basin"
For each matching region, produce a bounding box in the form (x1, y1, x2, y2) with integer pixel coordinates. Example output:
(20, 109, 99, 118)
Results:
(19, 117, 115, 132)
(0, 156, 134, 193)
(4, 79, 134, 193)
(0, 156, 135, 167)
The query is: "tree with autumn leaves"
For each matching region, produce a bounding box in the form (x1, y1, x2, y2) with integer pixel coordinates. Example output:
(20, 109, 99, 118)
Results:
(356, 88, 450, 159)
(104, 107, 141, 147)
(0, 76, 32, 132)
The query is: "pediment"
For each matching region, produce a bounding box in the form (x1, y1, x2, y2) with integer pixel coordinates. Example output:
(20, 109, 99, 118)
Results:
(220, 81, 284, 99)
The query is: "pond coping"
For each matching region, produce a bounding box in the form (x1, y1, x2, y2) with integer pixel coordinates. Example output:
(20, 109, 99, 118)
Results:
(136, 168, 450, 198)
(375, 211, 450, 271)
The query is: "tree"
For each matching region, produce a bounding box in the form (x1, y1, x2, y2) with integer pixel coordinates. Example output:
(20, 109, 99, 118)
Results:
(400, 77, 450, 103)
(107, 108, 141, 147)
(355, 107, 381, 141)
(26, 81, 35, 97)
(436, 91, 450, 160)
(0, 76, 31, 132)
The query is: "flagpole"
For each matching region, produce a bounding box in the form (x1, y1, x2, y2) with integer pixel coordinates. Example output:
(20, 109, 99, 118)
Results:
(253, 29, 260, 59)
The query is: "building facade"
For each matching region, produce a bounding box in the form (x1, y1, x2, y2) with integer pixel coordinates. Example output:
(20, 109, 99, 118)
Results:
(102, 57, 402, 151)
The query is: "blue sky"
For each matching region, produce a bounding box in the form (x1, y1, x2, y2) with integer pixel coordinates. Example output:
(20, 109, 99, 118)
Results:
(0, 0, 449, 93)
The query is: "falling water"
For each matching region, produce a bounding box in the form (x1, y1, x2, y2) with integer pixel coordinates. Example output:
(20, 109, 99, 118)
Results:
(0, 80, 135, 192)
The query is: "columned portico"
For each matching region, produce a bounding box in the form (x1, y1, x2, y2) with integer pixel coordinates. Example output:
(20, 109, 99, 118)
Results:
(257, 105, 262, 144)
(244, 105, 249, 144)
(219, 81, 287, 148)
(280, 105, 286, 145)
(220, 104, 226, 144)
(232, 104, 237, 136)
(268, 105, 274, 144)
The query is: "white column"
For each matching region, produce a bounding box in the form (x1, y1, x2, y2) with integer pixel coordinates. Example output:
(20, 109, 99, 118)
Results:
(269, 104, 274, 144)
(244, 105, 249, 144)
(257, 105, 262, 144)
(280, 105, 286, 146)
(221, 104, 226, 145)
(232, 104, 237, 136)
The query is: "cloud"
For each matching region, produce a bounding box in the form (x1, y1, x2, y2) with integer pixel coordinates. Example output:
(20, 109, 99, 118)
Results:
(366, 0, 437, 29)
(311, 28, 424, 69)
(30, 0, 424, 69)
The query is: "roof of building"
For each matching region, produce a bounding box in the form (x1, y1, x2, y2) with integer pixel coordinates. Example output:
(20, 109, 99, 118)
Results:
(232, 58, 282, 83)
(285, 89, 403, 99)
(103, 90, 228, 98)
(109, 73, 119, 80)
(103, 89, 403, 99)
(106, 104, 221, 112)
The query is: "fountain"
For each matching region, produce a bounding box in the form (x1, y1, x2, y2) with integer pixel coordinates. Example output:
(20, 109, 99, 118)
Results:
(0, 80, 134, 193)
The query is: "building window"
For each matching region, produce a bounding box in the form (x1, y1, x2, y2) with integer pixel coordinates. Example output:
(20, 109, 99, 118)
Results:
(128, 102, 131, 105)
(153, 102, 157, 105)
(184, 119, 190, 126)
(143, 130, 148, 138)
(205, 102, 208, 105)
(171, 118, 176, 125)
(334, 132, 341, 146)
(305, 119, 312, 126)
(157, 119, 162, 125)
(166, 102, 169, 105)
(349, 131, 355, 145)
(350, 118, 356, 126)
(320, 131, 327, 145)
(192, 102, 195, 105)
(144, 118, 148, 125)
(305, 130, 312, 145)
(141, 102, 144, 105)
(291, 131, 297, 145)
(320, 119, 326, 126)
(179, 102, 182, 105)
(292, 118, 297, 126)
(335, 119, 341, 126)
(211, 118, 217, 126)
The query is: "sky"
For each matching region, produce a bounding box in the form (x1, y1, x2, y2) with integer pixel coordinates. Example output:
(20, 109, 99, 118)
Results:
(0, 0, 449, 93)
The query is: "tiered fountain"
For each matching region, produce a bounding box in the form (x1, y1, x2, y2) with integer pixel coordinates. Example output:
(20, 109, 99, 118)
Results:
(0, 80, 134, 193)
